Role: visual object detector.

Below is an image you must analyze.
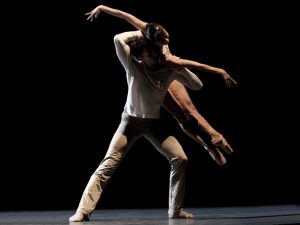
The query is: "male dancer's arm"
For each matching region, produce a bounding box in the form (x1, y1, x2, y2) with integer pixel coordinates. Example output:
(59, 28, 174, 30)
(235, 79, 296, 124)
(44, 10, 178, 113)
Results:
(113, 30, 143, 68)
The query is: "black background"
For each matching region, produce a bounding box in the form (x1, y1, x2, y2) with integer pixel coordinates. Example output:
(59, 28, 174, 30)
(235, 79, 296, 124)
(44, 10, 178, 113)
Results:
(2, 0, 298, 211)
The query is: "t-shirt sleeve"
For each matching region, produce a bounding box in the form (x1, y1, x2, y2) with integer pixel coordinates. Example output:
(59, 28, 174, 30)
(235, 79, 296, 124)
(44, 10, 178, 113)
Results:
(175, 68, 203, 90)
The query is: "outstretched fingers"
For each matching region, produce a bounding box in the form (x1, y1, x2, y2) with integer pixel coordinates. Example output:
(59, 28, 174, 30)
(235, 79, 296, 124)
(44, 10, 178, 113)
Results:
(85, 9, 100, 22)
(213, 139, 234, 155)
(225, 77, 238, 88)
(211, 134, 234, 155)
(85, 11, 94, 21)
(222, 142, 234, 155)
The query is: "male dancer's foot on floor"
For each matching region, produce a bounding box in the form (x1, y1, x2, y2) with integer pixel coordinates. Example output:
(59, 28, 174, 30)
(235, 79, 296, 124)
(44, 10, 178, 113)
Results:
(170, 208, 194, 219)
(69, 211, 90, 222)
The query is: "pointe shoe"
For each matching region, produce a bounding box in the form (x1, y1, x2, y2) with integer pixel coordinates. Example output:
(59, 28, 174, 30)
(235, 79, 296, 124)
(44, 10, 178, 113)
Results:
(170, 208, 194, 218)
(211, 134, 233, 155)
(69, 211, 90, 222)
(193, 134, 226, 166)
(207, 146, 227, 166)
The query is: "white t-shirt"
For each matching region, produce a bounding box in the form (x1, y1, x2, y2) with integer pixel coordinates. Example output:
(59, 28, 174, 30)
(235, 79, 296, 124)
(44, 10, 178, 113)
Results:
(114, 30, 202, 119)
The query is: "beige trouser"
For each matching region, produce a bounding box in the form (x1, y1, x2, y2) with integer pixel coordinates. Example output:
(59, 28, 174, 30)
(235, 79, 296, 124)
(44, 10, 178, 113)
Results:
(76, 113, 188, 217)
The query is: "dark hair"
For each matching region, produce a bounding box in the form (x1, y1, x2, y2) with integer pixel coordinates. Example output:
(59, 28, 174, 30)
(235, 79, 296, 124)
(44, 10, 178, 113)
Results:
(128, 36, 163, 60)
(145, 22, 168, 44)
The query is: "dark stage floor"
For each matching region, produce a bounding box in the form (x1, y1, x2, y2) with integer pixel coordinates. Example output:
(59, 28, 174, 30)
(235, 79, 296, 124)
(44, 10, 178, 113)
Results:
(0, 205, 299, 225)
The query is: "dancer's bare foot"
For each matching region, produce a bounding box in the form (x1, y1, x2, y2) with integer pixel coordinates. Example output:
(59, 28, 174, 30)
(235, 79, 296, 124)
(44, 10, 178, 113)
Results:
(69, 211, 90, 222)
(170, 208, 194, 218)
